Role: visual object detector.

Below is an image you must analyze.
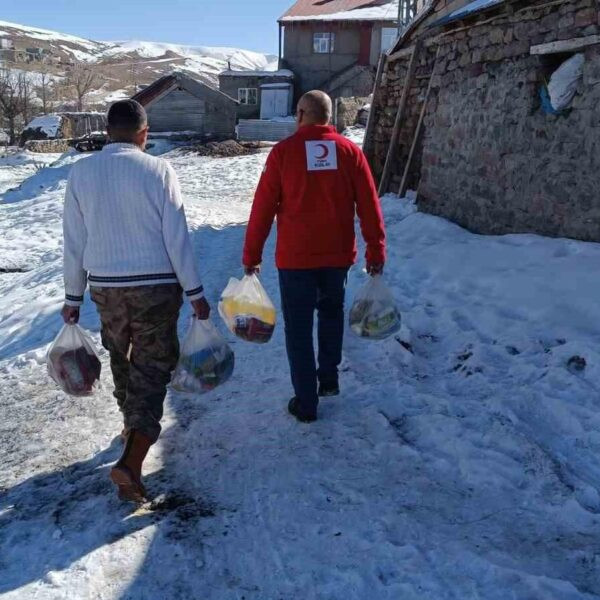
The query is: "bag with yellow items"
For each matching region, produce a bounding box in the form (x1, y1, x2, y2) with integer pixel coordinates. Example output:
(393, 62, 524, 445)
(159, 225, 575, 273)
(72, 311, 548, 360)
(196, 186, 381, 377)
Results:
(349, 275, 401, 340)
(219, 274, 277, 344)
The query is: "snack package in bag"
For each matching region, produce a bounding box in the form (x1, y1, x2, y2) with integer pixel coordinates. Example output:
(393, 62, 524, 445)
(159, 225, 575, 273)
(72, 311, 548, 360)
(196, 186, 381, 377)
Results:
(47, 324, 102, 396)
(171, 319, 235, 394)
(349, 276, 401, 340)
(218, 274, 277, 344)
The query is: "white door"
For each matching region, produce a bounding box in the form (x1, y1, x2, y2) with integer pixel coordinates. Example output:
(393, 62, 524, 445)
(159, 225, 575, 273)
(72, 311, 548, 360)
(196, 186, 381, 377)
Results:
(261, 89, 289, 119)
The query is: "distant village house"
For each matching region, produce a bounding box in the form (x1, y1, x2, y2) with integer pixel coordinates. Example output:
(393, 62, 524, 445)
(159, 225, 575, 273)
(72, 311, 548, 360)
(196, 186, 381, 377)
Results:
(132, 72, 238, 140)
(21, 112, 107, 152)
(219, 68, 295, 119)
(278, 0, 402, 98)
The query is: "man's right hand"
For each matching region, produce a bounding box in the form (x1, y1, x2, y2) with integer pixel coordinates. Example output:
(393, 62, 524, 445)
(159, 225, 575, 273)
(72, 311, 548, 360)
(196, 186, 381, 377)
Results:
(244, 265, 261, 276)
(191, 297, 211, 320)
(61, 304, 80, 324)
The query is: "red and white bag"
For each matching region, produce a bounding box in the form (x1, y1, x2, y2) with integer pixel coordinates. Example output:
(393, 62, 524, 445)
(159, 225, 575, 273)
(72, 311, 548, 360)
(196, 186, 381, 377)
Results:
(47, 324, 102, 396)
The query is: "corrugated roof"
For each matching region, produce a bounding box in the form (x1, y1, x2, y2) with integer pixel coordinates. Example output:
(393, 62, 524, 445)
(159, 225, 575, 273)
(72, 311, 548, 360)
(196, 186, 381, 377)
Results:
(132, 75, 177, 106)
(280, 0, 397, 21)
(132, 72, 238, 107)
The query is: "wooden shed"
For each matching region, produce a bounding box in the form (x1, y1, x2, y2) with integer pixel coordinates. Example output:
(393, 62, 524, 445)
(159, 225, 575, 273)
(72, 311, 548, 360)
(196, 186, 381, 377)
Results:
(132, 72, 239, 139)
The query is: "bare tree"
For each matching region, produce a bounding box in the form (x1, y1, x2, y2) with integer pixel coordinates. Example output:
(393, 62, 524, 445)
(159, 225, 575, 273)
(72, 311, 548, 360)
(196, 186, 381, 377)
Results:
(65, 65, 100, 111)
(129, 61, 139, 96)
(18, 73, 34, 127)
(0, 69, 36, 144)
(37, 61, 53, 114)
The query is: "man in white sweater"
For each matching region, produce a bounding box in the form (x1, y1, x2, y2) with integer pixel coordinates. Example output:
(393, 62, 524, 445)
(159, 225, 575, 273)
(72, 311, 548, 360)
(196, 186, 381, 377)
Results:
(62, 99, 210, 502)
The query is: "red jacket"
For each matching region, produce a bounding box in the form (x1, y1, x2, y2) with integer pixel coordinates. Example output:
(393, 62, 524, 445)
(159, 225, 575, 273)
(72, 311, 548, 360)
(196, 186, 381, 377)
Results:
(243, 124, 386, 270)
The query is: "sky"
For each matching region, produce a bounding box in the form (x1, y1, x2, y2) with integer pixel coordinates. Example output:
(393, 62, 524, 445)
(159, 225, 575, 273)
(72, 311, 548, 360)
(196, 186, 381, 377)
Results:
(1, 0, 292, 54)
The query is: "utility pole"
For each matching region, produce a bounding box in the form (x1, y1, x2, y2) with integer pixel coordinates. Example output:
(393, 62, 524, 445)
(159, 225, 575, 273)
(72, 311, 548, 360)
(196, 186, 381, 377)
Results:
(398, 0, 418, 35)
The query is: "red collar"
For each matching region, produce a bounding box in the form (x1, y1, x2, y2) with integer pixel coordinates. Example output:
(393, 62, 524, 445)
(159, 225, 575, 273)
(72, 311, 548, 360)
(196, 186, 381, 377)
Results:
(295, 124, 336, 138)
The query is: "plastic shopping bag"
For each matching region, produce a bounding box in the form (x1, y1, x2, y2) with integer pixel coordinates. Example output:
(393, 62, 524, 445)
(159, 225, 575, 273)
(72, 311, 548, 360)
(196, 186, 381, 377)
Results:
(218, 274, 277, 344)
(548, 53, 584, 112)
(171, 318, 235, 394)
(349, 276, 401, 340)
(47, 324, 102, 396)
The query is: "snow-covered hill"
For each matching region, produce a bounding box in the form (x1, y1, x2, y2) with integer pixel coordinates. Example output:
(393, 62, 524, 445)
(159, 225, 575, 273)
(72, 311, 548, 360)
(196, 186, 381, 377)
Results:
(0, 20, 277, 106)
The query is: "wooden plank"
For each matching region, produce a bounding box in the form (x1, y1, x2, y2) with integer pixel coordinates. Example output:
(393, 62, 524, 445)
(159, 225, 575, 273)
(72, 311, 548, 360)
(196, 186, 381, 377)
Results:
(398, 48, 440, 199)
(530, 35, 600, 55)
(378, 40, 421, 196)
(387, 45, 415, 64)
(363, 52, 387, 164)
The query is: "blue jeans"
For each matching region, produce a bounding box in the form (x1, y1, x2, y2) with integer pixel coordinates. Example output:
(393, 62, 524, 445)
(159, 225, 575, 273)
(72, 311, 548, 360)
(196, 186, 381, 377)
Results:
(278, 268, 349, 413)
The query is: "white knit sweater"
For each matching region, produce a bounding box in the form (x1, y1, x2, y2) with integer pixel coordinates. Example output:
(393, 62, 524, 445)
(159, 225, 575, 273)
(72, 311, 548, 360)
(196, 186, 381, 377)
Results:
(63, 143, 204, 307)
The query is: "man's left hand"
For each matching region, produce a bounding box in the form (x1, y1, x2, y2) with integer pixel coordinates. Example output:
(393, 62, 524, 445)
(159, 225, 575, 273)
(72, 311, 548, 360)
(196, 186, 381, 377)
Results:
(191, 297, 211, 320)
(62, 304, 80, 324)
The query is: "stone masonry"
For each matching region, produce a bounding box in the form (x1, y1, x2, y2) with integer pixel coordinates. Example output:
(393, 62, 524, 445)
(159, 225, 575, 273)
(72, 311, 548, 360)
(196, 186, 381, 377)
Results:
(369, 0, 600, 241)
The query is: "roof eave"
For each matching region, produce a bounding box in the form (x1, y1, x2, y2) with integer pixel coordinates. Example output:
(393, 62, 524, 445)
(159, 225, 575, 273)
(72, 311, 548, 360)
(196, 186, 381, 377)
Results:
(278, 16, 398, 23)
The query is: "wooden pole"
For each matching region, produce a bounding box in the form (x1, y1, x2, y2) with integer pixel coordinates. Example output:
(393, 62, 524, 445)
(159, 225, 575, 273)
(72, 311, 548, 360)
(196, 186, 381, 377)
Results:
(363, 52, 387, 165)
(398, 48, 440, 199)
(377, 40, 420, 196)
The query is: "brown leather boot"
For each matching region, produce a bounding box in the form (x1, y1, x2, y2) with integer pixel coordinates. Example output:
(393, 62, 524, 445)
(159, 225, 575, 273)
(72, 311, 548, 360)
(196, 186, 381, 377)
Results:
(110, 430, 153, 503)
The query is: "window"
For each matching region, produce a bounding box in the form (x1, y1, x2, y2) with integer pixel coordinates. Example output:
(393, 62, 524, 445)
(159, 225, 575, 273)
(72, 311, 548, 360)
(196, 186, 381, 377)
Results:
(313, 32, 335, 54)
(381, 27, 398, 53)
(238, 88, 258, 105)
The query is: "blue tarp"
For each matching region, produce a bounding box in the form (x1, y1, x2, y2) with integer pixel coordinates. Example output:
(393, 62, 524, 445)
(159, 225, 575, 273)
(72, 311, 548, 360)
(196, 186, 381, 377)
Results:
(430, 0, 505, 27)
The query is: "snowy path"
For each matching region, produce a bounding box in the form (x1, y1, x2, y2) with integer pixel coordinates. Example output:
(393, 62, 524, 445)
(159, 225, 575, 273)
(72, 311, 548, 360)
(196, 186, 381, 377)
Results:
(1, 144, 600, 599)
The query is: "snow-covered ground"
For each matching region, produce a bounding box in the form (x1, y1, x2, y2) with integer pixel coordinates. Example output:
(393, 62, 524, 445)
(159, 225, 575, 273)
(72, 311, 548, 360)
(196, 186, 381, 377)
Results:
(0, 150, 62, 195)
(1, 139, 600, 599)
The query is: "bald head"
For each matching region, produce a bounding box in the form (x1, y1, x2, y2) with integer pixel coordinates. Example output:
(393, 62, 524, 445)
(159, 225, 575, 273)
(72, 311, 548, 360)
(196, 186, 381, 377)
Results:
(297, 90, 333, 127)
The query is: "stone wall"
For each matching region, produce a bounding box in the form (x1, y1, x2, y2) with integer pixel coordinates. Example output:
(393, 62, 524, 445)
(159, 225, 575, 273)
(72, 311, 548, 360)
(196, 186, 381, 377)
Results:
(370, 0, 600, 241)
(335, 96, 369, 132)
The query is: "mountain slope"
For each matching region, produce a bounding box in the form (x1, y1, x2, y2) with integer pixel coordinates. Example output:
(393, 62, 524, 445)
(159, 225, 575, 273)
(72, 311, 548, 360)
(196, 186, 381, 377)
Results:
(0, 20, 277, 108)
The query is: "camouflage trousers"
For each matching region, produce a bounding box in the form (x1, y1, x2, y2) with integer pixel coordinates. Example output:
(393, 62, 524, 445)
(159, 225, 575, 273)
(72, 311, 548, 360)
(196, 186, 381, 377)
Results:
(90, 284, 183, 443)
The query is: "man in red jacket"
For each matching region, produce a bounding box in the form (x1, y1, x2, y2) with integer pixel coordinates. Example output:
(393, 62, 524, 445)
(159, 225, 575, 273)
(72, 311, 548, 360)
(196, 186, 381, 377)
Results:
(243, 90, 386, 423)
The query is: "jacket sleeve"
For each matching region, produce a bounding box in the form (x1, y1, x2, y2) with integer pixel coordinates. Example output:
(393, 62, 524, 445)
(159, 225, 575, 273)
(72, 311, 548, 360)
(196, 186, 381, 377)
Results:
(243, 148, 282, 267)
(63, 171, 88, 307)
(353, 150, 386, 266)
(162, 164, 204, 300)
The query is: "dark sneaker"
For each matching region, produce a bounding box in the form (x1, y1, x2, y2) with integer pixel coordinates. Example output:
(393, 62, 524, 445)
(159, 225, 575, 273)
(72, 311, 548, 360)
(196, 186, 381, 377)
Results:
(288, 397, 317, 423)
(318, 382, 340, 397)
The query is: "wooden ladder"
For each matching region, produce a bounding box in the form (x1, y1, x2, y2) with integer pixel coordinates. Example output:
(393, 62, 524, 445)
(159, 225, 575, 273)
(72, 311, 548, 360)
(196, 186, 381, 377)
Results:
(397, 46, 440, 199)
(377, 40, 421, 197)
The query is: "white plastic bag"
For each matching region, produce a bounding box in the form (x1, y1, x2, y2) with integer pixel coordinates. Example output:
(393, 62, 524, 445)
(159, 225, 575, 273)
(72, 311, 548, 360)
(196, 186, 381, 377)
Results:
(349, 276, 401, 340)
(171, 319, 235, 395)
(218, 274, 277, 344)
(47, 324, 102, 396)
(548, 53, 584, 112)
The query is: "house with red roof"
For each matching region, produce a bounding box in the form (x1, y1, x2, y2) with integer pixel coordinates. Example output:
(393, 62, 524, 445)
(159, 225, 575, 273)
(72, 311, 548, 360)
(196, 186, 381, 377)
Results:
(278, 0, 402, 98)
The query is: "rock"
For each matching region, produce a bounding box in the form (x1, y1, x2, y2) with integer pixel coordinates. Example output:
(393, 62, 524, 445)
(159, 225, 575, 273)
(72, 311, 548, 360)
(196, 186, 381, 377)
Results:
(567, 356, 587, 372)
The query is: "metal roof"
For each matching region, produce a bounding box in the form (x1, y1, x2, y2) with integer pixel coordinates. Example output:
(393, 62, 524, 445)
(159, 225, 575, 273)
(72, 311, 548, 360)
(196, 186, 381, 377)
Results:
(132, 72, 238, 107)
(280, 0, 397, 21)
(429, 0, 505, 27)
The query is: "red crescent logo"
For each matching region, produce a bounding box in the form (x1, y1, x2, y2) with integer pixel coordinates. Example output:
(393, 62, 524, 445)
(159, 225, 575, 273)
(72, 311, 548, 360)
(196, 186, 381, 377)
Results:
(316, 143, 329, 160)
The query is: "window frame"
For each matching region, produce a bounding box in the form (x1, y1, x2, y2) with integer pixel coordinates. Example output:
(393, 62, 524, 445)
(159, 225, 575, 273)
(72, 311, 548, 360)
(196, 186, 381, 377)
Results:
(238, 88, 258, 106)
(313, 32, 335, 54)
